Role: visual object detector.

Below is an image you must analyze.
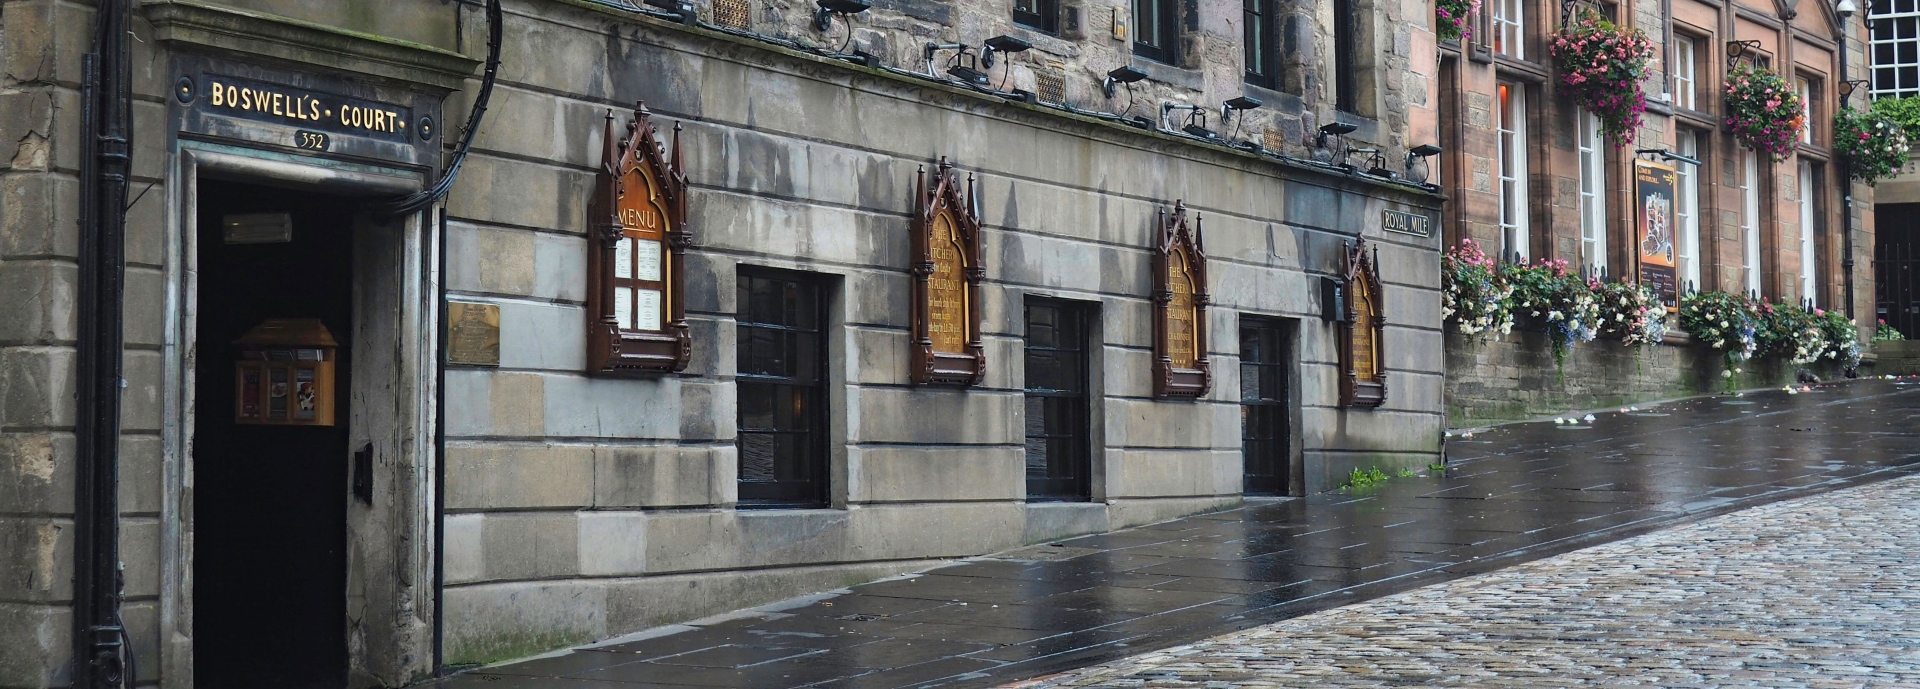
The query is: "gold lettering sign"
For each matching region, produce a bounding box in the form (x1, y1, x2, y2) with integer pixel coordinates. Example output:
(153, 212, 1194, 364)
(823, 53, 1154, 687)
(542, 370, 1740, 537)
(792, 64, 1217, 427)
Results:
(926, 210, 970, 354)
(615, 163, 671, 332)
(1350, 279, 1379, 382)
(203, 76, 409, 137)
(1167, 248, 1198, 369)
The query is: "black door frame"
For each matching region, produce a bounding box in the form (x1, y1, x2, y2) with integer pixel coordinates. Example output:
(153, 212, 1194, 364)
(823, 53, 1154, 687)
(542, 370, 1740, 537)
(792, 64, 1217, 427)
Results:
(1239, 315, 1299, 496)
(1023, 297, 1095, 501)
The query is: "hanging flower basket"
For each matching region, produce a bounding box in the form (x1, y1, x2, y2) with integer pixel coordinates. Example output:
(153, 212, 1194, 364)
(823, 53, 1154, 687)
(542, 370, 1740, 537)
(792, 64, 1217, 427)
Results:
(1442, 238, 1513, 338)
(1436, 0, 1479, 43)
(1834, 107, 1912, 185)
(1550, 11, 1655, 147)
(1724, 62, 1803, 160)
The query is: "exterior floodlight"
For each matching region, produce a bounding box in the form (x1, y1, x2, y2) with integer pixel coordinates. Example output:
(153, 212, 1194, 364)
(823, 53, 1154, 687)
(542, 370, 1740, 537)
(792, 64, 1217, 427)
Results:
(1103, 65, 1148, 98)
(1220, 96, 1264, 120)
(981, 35, 1032, 69)
(1837, 0, 1858, 17)
(925, 42, 984, 83)
(814, 0, 870, 30)
(1405, 144, 1442, 184)
(1162, 102, 1212, 137)
(1316, 121, 1357, 154)
(645, 0, 698, 22)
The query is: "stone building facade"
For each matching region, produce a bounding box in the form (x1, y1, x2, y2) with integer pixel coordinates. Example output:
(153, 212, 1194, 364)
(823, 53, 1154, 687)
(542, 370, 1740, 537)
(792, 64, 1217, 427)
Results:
(0, 0, 1443, 684)
(1435, 0, 1877, 424)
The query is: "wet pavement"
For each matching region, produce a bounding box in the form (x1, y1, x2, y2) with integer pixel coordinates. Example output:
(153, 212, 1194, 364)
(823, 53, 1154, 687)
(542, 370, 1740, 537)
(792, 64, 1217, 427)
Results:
(427, 379, 1920, 689)
(1019, 472, 1920, 687)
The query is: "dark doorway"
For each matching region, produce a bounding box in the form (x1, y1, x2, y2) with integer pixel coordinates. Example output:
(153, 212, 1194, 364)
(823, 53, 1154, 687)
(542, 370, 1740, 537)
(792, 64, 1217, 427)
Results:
(1024, 298, 1092, 501)
(1877, 203, 1920, 337)
(1240, 317, 1292, 495)
(736, 269, 830, 506)
(193, 179, 354, 689)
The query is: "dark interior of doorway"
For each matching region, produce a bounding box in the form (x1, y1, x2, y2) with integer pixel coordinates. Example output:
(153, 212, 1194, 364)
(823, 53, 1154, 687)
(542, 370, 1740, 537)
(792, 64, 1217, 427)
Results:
(193, 179, 353, 689)
(1240, 318, 1293, 495)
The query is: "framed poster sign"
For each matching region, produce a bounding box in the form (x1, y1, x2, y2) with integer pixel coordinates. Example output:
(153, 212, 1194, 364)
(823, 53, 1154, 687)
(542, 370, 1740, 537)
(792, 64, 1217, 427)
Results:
(909, 158, 987, 386)
(587, 102, 693, 375)
(1152, 201, 1212, 398)
(1635, 159, 1679, 309)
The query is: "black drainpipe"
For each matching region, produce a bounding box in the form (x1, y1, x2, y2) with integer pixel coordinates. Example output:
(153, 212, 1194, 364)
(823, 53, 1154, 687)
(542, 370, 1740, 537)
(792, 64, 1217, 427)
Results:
(72, 0, 132, 687)
(1840, 17, 1858, 323)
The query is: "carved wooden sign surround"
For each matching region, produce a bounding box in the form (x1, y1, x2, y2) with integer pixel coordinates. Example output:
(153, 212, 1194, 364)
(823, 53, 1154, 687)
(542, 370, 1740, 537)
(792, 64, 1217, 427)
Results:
(1338, 237, 1387, 408)
(909, 158, 987, 386)
(587, 102, 692, 375)
(1153, 201, 1212, 398)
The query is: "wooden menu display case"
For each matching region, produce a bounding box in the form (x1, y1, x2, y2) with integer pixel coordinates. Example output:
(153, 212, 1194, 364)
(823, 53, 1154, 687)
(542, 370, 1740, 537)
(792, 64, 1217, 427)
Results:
(233, 318, 339, 426)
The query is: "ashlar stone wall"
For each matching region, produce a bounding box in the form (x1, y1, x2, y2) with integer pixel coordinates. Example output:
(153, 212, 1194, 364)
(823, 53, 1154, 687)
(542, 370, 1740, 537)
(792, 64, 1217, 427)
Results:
(435, 0, 1443, 666)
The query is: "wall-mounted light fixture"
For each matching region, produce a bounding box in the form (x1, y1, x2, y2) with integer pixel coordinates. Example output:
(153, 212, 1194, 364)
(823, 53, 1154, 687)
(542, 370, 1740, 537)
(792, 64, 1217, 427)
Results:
(1162, 102, 1215, 138)
(981, 35, 1032, 91)
(1219, 96, 1263, 142)
(1725, 39, 1762, 68)
(1635, 147, 1702, 167)
(1315, 122, 1357, 164)
(926, 42, 987, 84)
(644, 0, 699, 23)
(1837, 0, 1859, 17)
(1102, 65, 1148, 98)
(1350, 148, 1393, 177)
(813, 0, 870, 32)
(1404, 144, 1442, 185)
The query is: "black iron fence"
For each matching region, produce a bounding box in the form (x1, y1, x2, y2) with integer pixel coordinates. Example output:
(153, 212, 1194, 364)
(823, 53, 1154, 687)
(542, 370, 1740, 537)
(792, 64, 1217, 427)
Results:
(1878, 242, 1920, 337)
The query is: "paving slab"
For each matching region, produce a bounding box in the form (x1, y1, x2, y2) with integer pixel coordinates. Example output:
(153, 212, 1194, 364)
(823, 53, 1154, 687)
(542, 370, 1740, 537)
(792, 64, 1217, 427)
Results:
(422, 379, 1920, 689)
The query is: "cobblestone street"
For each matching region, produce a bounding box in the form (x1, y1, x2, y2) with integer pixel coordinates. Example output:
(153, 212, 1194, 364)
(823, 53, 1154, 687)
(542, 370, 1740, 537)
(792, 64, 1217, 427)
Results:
(1015, 473, 1920, 688)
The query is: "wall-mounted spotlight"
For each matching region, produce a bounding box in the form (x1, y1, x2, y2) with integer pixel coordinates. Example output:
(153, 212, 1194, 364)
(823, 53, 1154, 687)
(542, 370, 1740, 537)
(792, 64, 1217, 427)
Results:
(1161, 102, 1215, 138)
(981, 35, 1032, 91)
(1102, 65, 1149, 98)
(1219, 96, 1263, 142)
(1725, 39, 1762, 68)
(1634, 147, 1702, 167)
(981, 35, 1032, 69)
(925, 42, 987, 85)
(813, 0, 870, 31)
(1405, 143, 1442, 185)
(1315, 121, 1357, 164)
(1350, 148, 1394, 177)
(644, 0, 699, 23)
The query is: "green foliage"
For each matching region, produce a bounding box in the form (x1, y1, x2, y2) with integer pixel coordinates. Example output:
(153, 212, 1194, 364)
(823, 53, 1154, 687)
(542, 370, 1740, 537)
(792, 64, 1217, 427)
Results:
(1753, 302, 1825, 364)
(1876, 319, 1907, 341)
(1678, 291, 1759, 391)
(1428, 462, 1448, 472)
(1724, 62, 1804, 160)
(1396, 468, 1417, 478)
(1343, 467, 1391, 489)
(1870, 94, 1920, 140)
(1817, 310, 1862, 369)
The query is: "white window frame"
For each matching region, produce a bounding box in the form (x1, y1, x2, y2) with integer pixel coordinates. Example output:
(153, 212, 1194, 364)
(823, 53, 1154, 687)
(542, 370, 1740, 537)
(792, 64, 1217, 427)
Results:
(1870, 0, 1920, 98)
(1493, 0, 1524, 59)
(1497, 81, 1530, 261)
(1796, 77, 1814, 144)
(1799, 160, 1819, 306)
(1742, 149, 1763, 297)
(1578, 110, 1608, 275)
(1672, 35, 1696, 111)
(1675, 130, 1702, 290)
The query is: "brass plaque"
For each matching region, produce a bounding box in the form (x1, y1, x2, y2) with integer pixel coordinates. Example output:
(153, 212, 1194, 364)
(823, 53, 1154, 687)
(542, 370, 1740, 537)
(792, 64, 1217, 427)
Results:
(446, 301, 501, 366)
(1166, 248, 1198, 369)
(926, 211, 970, 354)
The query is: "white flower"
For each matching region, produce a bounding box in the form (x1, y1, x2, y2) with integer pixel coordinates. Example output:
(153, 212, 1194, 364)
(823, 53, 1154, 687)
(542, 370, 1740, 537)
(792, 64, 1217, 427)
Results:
(1722, 370, 1732, 378)
(1720, 320, 1729, 328)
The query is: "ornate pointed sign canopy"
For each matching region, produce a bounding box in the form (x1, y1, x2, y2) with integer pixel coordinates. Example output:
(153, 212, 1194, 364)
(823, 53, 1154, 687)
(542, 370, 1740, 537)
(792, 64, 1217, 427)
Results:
(1338, 238, 1387, 408)
(1153, 201, 1212, 398)
(587, 101, 692, 375)
(909, 158, 987, 386)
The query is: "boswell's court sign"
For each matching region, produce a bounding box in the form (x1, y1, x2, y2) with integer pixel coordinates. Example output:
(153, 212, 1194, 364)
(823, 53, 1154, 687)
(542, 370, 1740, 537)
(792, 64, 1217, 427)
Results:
(174, 56, 444, 168)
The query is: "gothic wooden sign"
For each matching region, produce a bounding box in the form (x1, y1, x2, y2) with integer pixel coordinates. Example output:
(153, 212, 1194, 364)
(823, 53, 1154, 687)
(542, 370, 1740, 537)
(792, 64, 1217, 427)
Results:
(1152, 201, 1212, 398)
(909, 158, 987, 386)
(1338, 238, 1387, 408)
(587, 102, 691, 375)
